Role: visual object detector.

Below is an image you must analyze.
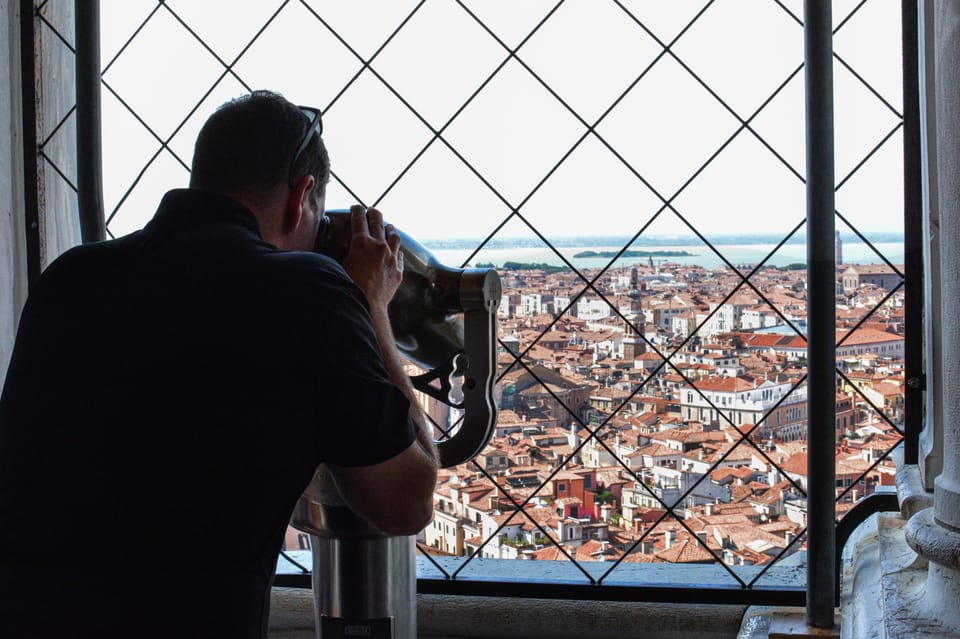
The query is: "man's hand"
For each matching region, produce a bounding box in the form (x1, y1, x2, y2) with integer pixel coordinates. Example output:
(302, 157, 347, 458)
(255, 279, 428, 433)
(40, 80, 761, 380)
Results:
(328, 204, 439, 534)
(340, 205, 403, 313)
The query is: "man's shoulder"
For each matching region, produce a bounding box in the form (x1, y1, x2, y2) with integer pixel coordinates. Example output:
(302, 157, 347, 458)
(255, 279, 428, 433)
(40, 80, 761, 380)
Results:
(35, 233, 142, 290)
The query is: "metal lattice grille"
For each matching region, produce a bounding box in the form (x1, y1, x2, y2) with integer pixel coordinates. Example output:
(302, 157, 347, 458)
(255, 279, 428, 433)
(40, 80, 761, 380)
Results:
(30, 0, 906, 591)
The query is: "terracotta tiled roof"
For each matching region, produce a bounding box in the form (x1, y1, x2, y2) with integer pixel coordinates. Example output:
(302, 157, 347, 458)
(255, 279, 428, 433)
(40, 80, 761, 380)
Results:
(836, 328, 903, 345)
(716, 523, 788, 553)
(634, 442, 677, 458)
(654, 538, 715, 563)
(693, 376, 758, 392)
(780, 452, 808, 476)
(530, 545, 567, 560)
(574, 539, 623, 561)
(871, 381, 904, 396)
(620, 550, 659, 562)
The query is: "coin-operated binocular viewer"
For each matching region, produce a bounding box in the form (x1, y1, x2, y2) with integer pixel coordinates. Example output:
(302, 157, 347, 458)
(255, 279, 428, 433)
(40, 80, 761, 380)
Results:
(291, 211, 502, 639)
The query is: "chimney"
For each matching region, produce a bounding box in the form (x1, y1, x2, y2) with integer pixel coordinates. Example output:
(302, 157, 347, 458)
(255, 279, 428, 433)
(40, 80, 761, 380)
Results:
(665, 528, 676, 549)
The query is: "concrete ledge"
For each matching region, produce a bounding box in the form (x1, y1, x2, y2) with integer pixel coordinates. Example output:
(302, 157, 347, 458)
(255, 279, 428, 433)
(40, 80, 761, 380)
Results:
(418, 594, 745, 639)
(268, 587, 315, 638)
(268, 588, 747, 639)
(738, 606, 781, 639)
(767, 610, 840, 638)
(739, 607, 843, 639)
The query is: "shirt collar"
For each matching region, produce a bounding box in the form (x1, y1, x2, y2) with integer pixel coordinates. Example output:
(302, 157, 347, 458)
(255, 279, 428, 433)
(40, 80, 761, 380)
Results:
(145, 188, 264, 240)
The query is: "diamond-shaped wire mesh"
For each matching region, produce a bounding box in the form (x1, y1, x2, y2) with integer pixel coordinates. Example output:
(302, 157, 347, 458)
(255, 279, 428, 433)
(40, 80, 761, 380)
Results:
(30, 0, 907, 590)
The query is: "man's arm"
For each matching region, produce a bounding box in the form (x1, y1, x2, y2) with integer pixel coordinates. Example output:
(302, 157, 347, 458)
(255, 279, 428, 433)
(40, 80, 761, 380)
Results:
(326, 205, 439, 536)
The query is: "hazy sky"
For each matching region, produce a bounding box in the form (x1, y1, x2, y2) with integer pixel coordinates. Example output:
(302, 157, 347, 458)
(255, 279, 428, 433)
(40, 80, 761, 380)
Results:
(97, 0, 905, 251)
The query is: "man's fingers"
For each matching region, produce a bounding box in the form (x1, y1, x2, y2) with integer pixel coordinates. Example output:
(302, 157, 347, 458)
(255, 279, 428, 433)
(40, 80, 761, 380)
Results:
(348, 206, 400, 273)
(385, 225, 404, 272)
(350, 204, 368, 236)
(366, 208, 385, 238)
(385, 225, 401, 251)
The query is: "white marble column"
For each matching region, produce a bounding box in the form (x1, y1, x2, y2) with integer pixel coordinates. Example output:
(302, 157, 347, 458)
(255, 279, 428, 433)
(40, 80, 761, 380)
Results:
(918, 0, 944, 491)
(904, 0, 960, 626)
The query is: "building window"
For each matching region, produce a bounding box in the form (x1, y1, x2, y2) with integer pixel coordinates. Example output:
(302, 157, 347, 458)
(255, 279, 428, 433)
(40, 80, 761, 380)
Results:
(20, 0, 910, 607)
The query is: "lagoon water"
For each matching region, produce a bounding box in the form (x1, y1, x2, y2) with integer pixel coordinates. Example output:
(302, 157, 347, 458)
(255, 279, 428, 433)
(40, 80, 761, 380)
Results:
(429, 242, 904, 271)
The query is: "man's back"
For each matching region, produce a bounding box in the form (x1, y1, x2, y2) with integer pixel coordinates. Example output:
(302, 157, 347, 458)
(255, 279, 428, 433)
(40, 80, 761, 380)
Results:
(0, 189, 416, 638)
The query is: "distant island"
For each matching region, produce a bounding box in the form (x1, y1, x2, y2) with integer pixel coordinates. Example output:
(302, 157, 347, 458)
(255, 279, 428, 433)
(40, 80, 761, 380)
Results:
(572, 249, 695, 258)
(474, 260, 862, 273)
(476, 261, 568, 274)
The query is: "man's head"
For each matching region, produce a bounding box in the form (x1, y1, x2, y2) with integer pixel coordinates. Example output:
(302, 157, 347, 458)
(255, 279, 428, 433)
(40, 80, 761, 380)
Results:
(190, 90, 330, 249)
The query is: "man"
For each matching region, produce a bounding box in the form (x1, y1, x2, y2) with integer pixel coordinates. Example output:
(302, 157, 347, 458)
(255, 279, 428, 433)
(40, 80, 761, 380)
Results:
(0, 90, 438, 637)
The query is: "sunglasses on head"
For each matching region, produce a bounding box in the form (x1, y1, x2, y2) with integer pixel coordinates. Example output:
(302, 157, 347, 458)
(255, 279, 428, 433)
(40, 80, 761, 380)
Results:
(288, 106, 322, 185)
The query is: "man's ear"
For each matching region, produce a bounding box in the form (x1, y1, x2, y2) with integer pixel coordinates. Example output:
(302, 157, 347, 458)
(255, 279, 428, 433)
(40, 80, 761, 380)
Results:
(283, 174, 316, 233)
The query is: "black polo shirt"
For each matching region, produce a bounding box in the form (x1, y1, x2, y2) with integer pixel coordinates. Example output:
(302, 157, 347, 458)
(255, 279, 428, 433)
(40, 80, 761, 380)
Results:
(0, 189, 417, 638)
